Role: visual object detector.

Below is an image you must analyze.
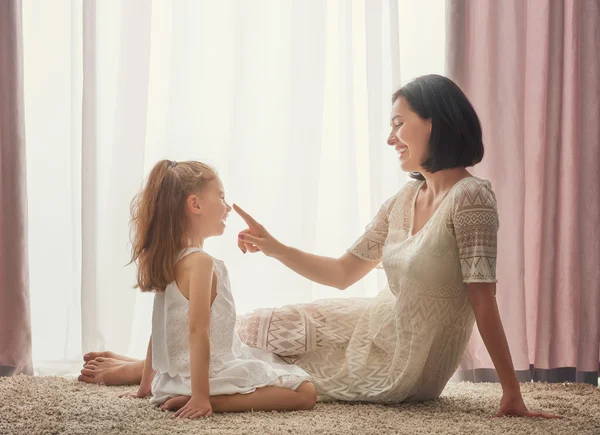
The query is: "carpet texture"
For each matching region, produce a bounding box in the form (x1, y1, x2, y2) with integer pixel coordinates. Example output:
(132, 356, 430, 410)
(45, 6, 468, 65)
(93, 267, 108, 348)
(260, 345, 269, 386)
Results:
(0, 376, 598, 434)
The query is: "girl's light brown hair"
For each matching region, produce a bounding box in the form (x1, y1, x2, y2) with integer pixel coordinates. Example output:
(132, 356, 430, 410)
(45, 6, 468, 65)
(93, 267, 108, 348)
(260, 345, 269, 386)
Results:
(130, 160, 217, 292)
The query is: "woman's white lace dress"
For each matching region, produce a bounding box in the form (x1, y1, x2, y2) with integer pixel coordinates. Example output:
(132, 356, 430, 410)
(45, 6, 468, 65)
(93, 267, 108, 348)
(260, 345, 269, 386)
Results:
(150, 248, 311, 405)
(237, 177, 499, 402)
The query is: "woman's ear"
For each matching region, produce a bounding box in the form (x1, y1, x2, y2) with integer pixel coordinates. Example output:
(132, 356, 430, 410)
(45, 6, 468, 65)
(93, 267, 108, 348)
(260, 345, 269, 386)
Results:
(187, 194, 202, 215)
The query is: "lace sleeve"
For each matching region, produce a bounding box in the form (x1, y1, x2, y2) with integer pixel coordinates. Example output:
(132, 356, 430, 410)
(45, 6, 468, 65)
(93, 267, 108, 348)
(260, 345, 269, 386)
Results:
(347, 193, 399, 262)
(451, 179, 499, 283)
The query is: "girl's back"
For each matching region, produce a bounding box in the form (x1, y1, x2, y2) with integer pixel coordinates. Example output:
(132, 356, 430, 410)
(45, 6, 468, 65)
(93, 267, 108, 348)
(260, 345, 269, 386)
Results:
(152, 247, 235, 378)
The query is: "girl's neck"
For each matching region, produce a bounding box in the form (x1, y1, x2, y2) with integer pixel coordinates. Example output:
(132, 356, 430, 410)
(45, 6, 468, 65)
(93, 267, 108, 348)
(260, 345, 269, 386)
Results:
(187, 235, 205, 250)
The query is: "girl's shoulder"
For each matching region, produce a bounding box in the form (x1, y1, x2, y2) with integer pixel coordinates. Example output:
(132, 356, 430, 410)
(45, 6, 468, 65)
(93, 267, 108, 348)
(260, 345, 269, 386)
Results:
(178, 247, 209, 260)
(178, 248, 228, 277)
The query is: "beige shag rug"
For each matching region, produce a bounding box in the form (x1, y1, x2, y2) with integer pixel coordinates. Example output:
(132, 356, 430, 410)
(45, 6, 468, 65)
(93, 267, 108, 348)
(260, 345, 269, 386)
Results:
(1, 376, 598, 435)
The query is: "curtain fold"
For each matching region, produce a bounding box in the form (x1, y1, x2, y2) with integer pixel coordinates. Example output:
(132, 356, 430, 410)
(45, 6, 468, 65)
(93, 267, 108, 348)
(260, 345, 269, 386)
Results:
(0, 0, 32, 377)
(446, 0, 600, 385)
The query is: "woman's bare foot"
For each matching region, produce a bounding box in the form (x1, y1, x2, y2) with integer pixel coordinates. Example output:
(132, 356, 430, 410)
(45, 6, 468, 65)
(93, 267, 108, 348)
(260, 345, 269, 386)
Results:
(83, 351, 139, 363)
(160, 396, 191, 411)
(78, 358, 144, 385)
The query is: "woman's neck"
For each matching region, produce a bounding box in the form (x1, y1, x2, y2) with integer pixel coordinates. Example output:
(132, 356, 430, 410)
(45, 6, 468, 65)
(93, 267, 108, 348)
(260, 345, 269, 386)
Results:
(420, 168, 472, 199)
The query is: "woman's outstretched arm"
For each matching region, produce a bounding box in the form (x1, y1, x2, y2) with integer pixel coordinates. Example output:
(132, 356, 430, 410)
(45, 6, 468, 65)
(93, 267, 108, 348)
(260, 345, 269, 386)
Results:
(274, 248, 377, 290)
(234, 204, 379, 290)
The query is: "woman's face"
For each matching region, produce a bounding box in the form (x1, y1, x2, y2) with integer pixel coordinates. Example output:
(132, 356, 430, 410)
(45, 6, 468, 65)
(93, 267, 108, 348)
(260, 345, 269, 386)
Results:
(387, 97, 432, 173)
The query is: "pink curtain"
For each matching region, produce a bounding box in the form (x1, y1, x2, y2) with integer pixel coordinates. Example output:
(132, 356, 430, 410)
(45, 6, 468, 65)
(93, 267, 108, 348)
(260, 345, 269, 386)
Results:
(447, 0, 600, 385)
(0, 0, 32, 376)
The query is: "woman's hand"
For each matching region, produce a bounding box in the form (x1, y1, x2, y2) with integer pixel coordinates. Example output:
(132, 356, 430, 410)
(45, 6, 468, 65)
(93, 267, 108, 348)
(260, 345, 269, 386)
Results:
(173, 396, 213, 419)
(234, 204, 286, 258)
(234, 203, 377, 289)
(495, 391, 561, 419)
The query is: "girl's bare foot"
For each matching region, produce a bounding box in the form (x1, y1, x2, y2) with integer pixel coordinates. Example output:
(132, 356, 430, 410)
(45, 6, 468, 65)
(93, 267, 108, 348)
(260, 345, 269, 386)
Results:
(83, 351, 139, 363)
(78, 358, 144, 385)
(160, 396, 191, 411)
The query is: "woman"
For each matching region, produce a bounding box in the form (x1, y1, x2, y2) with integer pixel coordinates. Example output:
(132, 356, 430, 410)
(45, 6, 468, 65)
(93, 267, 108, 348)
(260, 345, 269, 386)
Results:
(233, 75, 557, 417)
(81, 75, 558, 418)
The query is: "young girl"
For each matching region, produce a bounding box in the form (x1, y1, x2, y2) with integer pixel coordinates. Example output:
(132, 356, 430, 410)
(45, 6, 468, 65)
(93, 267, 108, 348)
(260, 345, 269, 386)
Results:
(122, 160, 316, 418)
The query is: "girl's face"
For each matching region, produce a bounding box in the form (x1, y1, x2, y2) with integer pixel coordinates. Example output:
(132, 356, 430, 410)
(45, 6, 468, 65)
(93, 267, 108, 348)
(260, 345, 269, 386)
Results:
(387, 96, 432, 173)
(188, 177, 231, 238)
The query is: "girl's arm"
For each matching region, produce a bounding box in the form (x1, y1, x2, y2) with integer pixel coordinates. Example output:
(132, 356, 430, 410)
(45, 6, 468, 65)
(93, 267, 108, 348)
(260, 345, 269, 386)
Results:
(175, 252, 214, 419)
(138, 336, 156, 396)
(469, 283, 560, 419)
(119, 336, 155, 399)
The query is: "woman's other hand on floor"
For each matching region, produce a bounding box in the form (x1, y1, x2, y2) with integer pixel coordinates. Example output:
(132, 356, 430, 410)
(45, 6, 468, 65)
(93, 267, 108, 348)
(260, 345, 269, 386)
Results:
(495, 392, 562, 419)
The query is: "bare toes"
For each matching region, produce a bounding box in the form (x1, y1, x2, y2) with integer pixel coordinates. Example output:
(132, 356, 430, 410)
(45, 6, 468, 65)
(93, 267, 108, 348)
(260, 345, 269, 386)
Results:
(84, 351, 112, 362)
(160, 398, 178, 411)
(84, 352, 101, 362)
(81, 368, 97, 377)
(78, 374, 94, 383)
(160, 396, 190, 411)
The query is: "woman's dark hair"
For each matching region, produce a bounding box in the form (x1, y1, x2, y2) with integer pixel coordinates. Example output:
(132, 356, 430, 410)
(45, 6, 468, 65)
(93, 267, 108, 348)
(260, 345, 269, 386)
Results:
(392, 74, 484, 181)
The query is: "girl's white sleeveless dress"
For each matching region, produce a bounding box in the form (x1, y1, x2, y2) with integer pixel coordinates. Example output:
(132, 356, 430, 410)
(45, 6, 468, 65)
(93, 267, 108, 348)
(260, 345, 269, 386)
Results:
(150, 247, 311, 405)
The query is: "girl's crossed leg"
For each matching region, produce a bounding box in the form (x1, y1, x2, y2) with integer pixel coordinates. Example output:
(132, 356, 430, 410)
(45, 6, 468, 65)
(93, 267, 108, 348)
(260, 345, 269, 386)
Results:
(159, 381, 317, 415)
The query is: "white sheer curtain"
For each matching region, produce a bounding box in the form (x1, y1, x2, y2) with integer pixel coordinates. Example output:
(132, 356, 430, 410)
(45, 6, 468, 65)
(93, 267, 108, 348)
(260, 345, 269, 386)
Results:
(22, 0, 445, 374)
